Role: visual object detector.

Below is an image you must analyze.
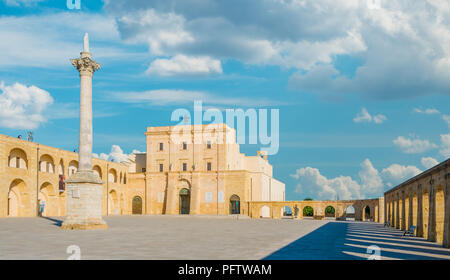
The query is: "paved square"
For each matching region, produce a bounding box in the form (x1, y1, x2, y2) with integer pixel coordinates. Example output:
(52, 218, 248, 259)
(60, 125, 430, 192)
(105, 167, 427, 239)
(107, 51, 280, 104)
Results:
(0, 216, 449, 260)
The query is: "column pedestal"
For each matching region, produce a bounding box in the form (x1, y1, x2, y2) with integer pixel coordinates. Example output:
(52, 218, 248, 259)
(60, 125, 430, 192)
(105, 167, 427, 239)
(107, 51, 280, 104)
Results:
(61, 170, 107, 230)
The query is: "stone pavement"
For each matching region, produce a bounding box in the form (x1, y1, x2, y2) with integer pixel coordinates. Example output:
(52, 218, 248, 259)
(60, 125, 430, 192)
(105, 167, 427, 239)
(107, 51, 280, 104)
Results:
(0, 215, 449, 260)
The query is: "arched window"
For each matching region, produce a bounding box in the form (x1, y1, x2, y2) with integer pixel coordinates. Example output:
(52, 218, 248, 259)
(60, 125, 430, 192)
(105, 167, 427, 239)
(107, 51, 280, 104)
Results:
(39, 154, 55, 174)
(68, 160, 78, 175)
(8, 148, 28, 169)
(93, 165, 102, 179)
(108, 169, 117, 183)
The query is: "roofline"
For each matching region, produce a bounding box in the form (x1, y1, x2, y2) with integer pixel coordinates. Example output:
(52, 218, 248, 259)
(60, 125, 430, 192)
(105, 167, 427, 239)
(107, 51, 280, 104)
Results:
(384, 158, 450, 195)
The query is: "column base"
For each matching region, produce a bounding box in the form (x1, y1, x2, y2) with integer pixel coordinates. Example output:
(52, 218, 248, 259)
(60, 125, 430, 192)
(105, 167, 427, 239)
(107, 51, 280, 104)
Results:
(62, 172, 107, 230)
(61, 219, 108, 230)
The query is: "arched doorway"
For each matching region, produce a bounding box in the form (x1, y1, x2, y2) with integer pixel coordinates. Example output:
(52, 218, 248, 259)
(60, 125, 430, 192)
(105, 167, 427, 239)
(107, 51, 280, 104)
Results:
(132, 196, 143, 215)
(8, 179, 29, 217)
(281, 206, 292, 218)
(260, 205, 270, 218)
(230, 194, 240, 214)
(179, 188, 190, 214)
(325, 206, 335, 218)
(303, 206, 314, 218)
(363, 205, 371, 221)
(345, 205, 355, 220)
(8, 188, 19, 216)
(108, 190, 118, 215)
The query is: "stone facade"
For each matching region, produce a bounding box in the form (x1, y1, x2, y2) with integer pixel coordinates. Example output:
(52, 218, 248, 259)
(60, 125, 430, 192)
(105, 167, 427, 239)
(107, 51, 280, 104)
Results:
(384, 159, 449, 247)
(0, 134, 129, 218)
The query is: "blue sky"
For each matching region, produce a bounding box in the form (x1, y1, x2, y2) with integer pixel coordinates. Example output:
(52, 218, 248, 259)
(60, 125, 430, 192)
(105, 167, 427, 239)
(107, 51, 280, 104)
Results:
(0, 0, 449, 201)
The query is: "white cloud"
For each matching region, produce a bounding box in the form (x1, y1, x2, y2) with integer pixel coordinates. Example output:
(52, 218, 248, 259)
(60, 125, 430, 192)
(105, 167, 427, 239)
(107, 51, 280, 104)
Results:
(359, 158, 384, 197)
(146, 55, 222, 76)
(439, 134, 450, 158)
(3, 0, 44, 6)
(103, 0, 450, 99)
(381, 164, 421, 188)
(421, 157, 439, 169)
(291, 159, 422, 199)
(0, 81, 53, 129)
(291, 166, 362, 200)
(0, 12, 133, 68)
(93, 145, 138, 163)
(442, 114, 450, 129)
(393, 136, 438, 154)
(353, 107, 387, 124)
(414, 108, 440, 115)
(109, 89, 278, 107)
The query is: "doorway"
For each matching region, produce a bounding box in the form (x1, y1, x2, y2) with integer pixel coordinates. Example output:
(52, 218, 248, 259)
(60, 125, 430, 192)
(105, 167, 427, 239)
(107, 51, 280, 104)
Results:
(179, 188, 190, 214)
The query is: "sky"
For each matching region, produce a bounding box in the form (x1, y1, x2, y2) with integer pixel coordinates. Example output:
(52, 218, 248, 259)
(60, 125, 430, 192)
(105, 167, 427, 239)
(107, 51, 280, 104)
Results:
(0, 0, 449, 201)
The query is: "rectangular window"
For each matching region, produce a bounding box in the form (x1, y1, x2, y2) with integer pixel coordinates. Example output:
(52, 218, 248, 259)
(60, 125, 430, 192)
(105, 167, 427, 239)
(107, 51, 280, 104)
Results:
(207, 141, 212, 149)
(159, 164, 164, 172)
(159, 143, 164, 151)
(183, 142, 187, 150)
(207, 162, 212, 171)
(182, 163, 187, 171)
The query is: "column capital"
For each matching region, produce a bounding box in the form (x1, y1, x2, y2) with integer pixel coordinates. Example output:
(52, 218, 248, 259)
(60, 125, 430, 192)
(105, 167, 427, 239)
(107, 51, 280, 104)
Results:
(71, 56, 101, 74)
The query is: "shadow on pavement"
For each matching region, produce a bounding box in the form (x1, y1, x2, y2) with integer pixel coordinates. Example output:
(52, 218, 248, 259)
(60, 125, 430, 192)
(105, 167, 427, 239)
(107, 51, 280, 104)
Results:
(263, 221, 450, 260)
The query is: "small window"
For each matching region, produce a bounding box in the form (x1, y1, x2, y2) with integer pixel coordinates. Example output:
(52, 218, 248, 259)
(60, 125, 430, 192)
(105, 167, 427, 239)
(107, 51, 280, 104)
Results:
(182, 163, 187, 172)
(159, 164, 164, 172)
(207, 162, 212, 171)
(183, 142, 187, 150)
(207, 141, 212, 149)
(159, 143, 164, 151)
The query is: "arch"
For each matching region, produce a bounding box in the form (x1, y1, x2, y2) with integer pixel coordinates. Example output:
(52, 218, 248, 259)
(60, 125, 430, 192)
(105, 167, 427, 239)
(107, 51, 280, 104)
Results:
(68, 160, 78, 175)
(179, 188, 190, 214)
(58, 160, 65, 175)
(345, 205, 355, 220)
(325, 205, 336, 218)
(363, 205, 371, 221)
(108, 168, 117, 183)
(108, 190, 119, 215)
(39, 182, 56, 217)
(39, 154, 55, 173)
(229, 194, 241, 215)
(93, 165, 102, 179)
(281, 206, 292, 217)
(132, 196, 143, 215)
(260, 205, 270, 218)
(8, 148, 28, 169)
(423, 189, 430, 239)
(436, 185, 445, 244)
(303, 206, 314, 217)
(8, 179, 30, 217)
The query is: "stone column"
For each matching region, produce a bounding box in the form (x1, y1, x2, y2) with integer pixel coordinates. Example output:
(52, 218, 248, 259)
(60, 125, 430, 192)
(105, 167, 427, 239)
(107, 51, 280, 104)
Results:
(61, 34, 106, 230)
(408, 191, 413, 229)
(417, 184, 424, 237)
(396, 195, 400, 229)
(401, 192, 406, 230)
(444, 179, 450, 248)
(428, 184, 437, 242)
